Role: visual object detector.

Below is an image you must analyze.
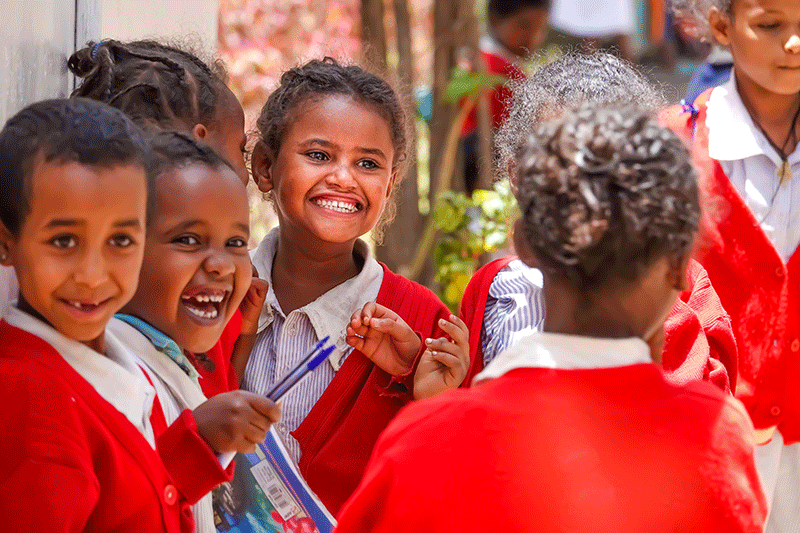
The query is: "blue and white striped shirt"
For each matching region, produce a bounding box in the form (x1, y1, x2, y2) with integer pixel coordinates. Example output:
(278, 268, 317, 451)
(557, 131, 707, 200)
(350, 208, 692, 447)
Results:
(480, 259, 546, 366)
(242, 228, 384, 462)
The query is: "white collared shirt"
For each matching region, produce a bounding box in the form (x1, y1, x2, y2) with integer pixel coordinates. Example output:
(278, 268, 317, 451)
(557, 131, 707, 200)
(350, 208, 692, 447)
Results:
(0, 266, 18, 319)
(707, 74, 800, 262)
(242, 228, 384, 461)
(4, 306, 157, 448)
(474, 331, 651, 385)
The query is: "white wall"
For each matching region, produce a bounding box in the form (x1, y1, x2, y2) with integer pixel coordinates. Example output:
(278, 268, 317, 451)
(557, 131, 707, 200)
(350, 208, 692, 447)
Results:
(0, 0, 217, 317)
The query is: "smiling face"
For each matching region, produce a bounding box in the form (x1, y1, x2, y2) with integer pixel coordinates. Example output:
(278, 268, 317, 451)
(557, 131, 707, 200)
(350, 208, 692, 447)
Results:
(711, 0, 800, 96)
(122, 163, 252, 354)
(0, 160, 147, 353)
(253, 94, 397, 249)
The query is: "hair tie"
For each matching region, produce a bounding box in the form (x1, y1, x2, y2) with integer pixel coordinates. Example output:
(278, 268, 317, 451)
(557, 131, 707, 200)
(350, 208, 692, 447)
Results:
(91, 40, 108, 59)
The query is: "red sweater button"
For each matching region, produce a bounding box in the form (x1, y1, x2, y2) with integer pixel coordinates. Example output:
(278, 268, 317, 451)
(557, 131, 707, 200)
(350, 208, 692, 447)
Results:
(770, 406, 782, 417)
(792, 339, 800, 352)
(163, 484, 178, 506)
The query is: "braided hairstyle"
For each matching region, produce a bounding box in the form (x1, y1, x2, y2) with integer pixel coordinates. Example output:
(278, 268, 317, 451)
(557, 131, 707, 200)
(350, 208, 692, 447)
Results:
(68, 39, 220, 132)
(496, 51, 665, 181)
(515, 104, 699, 291)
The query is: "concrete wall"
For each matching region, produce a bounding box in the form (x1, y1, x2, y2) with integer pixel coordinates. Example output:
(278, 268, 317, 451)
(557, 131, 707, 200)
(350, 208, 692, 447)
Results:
(0, 0, 217, 317)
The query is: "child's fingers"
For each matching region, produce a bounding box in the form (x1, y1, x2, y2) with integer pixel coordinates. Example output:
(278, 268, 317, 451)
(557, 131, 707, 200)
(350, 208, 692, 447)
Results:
(250, 277, 269, 298)
(346, 331, 366, 352)
(369, 316, 416, 342)
(359, 301, 379, 322)
(245, 393, 281, 425)
(425, 336, 460, 355)
(437, 314, 469, 346)
(430, 350, 465, 372)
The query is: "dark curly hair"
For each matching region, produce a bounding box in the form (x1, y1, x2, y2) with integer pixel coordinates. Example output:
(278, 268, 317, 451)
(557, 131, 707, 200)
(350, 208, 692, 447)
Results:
(497, 51, 665, 179)
(0, 98, 151, 236)
(148, 130, 234, 180)
(515, 104, 699, 291)
(68, 39, 223, 132)
(254, 57, 408, 239)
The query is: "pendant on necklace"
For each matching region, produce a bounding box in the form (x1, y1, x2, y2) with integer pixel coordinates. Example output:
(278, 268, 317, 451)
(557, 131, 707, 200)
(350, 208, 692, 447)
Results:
(779, 160, 792, 185)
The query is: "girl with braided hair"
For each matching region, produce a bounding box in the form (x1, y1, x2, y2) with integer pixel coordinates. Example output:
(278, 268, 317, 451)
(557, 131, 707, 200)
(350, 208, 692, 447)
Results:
(335, 103, 766, 533)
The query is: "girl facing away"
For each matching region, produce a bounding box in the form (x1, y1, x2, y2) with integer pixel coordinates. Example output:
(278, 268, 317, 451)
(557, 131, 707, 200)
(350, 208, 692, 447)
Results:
(460, 51, 737, 395)
(242, 57, 470, 515)
(663, 0, 800, 529)
(335, 103, 767, 533)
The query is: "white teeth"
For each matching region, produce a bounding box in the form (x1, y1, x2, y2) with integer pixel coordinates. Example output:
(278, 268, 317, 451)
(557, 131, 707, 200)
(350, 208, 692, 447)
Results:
(185, 306, 219, 319)
(181, 293, 225, 303)
(315, 199, 358, 213)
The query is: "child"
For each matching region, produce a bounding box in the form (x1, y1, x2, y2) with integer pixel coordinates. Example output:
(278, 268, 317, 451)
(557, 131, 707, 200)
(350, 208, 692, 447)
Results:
(461, 51, 736, 394)
(461, 0, 550, 192)
(663, 0, 800, 528)
(114, 131, 281, 533)
(69, 38, 255, 397)
(243, 57, 469, 515)
(0, 97, 188, 532)
(335, 103, 767, 533)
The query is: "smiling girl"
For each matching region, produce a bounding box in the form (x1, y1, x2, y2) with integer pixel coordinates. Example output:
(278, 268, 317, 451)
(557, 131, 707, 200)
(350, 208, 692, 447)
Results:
(241, 58, 470, 515)
(664, 0, 800, 528)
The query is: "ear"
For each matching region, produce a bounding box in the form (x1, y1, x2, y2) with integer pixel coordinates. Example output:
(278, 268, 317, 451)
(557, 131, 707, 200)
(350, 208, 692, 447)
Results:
(191, 123, 208, 140)
(511, 218, 540, 268)
(668, 253, 693, 293)
(251, 141, 274, 194)
(0, 221, 15, 267)
(385, 169, 397, 199)
(708, 7, 732, 47)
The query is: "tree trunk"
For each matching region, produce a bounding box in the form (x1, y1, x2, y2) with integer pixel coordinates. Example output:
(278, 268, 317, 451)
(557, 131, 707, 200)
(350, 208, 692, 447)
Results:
(360, 0, 387, 68)
(375, 0, 421, 272)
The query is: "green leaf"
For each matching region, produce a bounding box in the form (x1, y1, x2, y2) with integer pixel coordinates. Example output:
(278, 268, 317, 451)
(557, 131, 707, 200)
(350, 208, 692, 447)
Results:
(445, 67, 508, 103)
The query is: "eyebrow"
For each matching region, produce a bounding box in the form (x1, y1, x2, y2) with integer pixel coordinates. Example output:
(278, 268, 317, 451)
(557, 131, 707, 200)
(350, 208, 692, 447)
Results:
(303, 138, 388, 160)
(45, 218, 142, 229)
(171, 219, 249, 234)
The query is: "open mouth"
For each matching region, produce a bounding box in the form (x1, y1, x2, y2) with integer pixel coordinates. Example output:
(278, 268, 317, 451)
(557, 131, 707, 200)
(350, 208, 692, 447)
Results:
(181, 290, 227, 320)
(311, 197, 362, 214)
(61, 298, 109, 314)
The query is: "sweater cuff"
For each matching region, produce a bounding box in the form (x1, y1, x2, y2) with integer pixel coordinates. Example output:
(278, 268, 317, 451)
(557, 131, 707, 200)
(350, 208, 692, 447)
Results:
(156, 409, 235, 504)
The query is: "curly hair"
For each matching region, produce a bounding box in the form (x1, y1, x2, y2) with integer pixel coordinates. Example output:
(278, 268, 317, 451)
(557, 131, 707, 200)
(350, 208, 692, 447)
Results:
(515, 104, 699, 291)
(254, 57, 409, 240)
(496, 51, 665, 180)
(0, 98, 151, 236)
(68, 39, 223, 132)
(669, 0, 732, 40)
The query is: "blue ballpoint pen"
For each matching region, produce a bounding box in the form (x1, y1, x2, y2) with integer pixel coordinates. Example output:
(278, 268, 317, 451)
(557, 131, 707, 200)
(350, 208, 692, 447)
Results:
(266, 336, 335, 401)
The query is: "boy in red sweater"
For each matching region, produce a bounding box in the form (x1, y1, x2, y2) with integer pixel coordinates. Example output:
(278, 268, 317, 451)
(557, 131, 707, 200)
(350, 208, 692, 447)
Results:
(335, 104, 766, 533)
(0, 98, 189, 532)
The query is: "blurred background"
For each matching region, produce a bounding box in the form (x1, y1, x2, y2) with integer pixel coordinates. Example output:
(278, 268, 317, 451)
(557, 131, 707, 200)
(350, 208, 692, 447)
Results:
(0, 0, 711, 309)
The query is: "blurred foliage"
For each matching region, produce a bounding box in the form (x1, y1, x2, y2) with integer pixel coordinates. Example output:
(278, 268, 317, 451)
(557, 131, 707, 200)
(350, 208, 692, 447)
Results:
(432, 180, 518, 311)
(444, 67, 506, 104)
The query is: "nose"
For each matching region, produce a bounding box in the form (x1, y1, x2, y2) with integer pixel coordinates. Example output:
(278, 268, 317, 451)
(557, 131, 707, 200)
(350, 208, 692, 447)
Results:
(787, 33, 800, 53)
(72, 247, 109, 289)
(203, 248, 236, 278)
(324, 162, 357, 189)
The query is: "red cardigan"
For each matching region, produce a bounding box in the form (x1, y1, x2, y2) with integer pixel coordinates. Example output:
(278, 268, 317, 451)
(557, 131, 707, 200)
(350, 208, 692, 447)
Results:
(290, 265, 452, 517)
(663, 92, 800, 441)
(336, 364, 766, 533)
(0, 321, 192, 533)
(459, 257, 735, 392)
(461, 49, 526, 135)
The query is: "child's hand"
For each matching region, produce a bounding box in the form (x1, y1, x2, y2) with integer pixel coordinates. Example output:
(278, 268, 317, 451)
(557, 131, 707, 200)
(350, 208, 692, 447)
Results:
(192, 390, 280, 454)
(240, 269, 269, 336)
(346, 302, 421, 376)
(414, 314, 470, 400)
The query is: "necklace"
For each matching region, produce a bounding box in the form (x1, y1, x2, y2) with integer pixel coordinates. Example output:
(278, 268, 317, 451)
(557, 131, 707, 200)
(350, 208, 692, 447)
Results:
(750, 99, 800, 185)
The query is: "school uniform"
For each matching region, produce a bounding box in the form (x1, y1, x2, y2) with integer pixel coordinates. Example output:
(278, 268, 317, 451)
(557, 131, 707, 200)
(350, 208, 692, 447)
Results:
(662, 75, 800, 532)
(460, 256, 734, 391)
(110, 316, 235, 533)
(243, 228, 452, 516)
(335, 332, 767, 533)
(0, 307, 192, 533)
